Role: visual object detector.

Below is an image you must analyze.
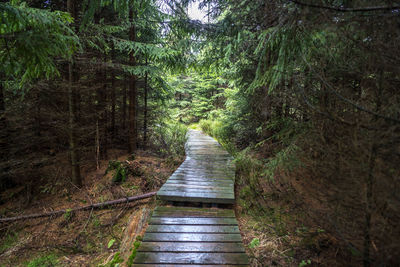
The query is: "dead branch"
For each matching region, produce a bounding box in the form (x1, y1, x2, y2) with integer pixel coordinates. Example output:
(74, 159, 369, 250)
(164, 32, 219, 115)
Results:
(0, 191, 156, 223)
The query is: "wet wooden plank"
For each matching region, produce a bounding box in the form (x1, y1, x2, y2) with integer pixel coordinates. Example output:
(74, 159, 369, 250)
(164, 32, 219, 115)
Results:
(134, 252, 249, 264)
(133, 264, 248, 267)
(158, 184, 233, 194)
(152, 207, 235, 217)
(161, 184, 232, 190)
(164, 181, 234, 186)
(138, 242, 245, 252)
(168, 176, 234, 181)
(149, 217, 238, 225)
(146, 225, 240, 233)
(143, 233, 243, 242)
(154, 206, 234, 213)
(157, 192, 235, 204)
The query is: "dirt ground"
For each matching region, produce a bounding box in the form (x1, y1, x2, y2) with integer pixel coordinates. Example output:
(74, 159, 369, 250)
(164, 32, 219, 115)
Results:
(0, 149, 182, 266)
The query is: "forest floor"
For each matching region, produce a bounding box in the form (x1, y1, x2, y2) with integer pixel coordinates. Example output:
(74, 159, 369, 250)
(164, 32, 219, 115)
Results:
(0, 143, 351, 266)
(234, 159, 351, 267)
(0, 149, 182, 266)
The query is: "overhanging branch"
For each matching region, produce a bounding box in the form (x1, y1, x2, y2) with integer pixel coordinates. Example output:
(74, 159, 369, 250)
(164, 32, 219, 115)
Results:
(290, 0, 400, 12)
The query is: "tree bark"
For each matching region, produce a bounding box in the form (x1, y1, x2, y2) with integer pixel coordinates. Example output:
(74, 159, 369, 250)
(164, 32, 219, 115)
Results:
(67, 0, 81, 187)
(68, 62, 82, 187)
(128, 9, 137, 153)
(111, 60, 116, 141)
(122, 77, 127, 130)
(143, 58, 148, 150)
(0, 78, 7, 162)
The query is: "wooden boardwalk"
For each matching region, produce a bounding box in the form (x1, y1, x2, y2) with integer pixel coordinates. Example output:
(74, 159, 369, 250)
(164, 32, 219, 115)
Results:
(134, 130, 249, 266)
(158, 130, 235, 204)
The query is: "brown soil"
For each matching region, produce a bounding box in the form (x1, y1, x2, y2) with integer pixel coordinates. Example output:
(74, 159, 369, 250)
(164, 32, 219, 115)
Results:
(0, 149, 182, 266)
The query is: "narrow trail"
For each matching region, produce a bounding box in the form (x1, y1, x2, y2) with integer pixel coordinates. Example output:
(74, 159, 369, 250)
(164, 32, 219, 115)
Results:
(133, 130, 249, 266)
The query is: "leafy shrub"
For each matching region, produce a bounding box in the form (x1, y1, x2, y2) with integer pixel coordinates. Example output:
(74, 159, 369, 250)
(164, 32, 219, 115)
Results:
(149, 121, 188, 157)
(106, 161, 127, 184)
(106, 160, 143, 184)
(199, 119, 235, 153)
(199, 119, 212, 135)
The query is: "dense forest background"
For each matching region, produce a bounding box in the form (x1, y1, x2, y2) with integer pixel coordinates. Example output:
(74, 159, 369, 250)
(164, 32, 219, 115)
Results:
(1, 0, 399, 266)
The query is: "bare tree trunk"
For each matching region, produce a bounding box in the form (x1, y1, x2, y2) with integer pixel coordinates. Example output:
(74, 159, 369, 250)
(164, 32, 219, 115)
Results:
(122, 78, 127, 131)
(128, 9, 137, 153)
(363, 71, 383, 267)
(96, 69, 108, 160)
(0, 78, 9, 190)
(143, 58, 148, 150)
(35, 90, 41, 137)
(67, 0, 81, 187)
(68, 62, 82, 187)
(111, 67, 116, 142)
(102, 60, 108, 159)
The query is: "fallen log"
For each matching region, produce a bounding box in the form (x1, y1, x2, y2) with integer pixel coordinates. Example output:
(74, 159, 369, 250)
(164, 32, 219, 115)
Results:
(0, 191, 157, 223)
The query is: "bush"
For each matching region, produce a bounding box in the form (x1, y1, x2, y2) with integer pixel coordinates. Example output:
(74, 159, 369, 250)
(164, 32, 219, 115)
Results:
(106, 160, 143, 184)
(149, 121, 188, 157)
(199, 119, 236, 154)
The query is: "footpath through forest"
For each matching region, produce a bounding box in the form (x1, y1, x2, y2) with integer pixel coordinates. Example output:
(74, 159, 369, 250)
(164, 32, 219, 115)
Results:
(133, 130, 249, 265)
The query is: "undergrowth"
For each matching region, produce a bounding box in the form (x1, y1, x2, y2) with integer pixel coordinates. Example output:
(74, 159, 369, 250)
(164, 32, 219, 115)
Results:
(149, 121, 188, 158)
(26, 253, 59, 267)
(127, 235, 143, 267)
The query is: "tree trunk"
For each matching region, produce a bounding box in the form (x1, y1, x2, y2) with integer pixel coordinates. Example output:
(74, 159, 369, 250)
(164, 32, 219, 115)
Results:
(143, 58, 148, 150)
(363, 71, 383, 267)
(67, 0, 81, 187)
(111, 67, 116, 142)
(96, 64, 108, 160)
(68, 62, 82, 187)
(35, 90, 41, 137)
(122, 78, 127, 130)
(102, 56, 108, 158)
(128, 9, 137, 153)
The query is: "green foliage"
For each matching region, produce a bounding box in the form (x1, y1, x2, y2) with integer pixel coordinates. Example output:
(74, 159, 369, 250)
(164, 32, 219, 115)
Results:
(0, 2, 79, 84)
(198, 119, 235, 154)
(64, 208, 73, 221)
(107, 239, 116, 249)
(299, 259, 312, 267)
(26, 253, 58, 267)
(106, 161, 128, 184)
(0, 231, 18, 254)
(127, 236, 142, 267)
(248, 238, 260, 249)
(104, 252, 123, 267)
(262, 143, 301, 181)
(149, 121, 188, 157)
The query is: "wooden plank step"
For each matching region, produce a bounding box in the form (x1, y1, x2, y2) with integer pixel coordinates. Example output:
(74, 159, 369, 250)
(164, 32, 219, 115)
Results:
(134, 264, 248, 267)
(159, 187, 233, 194)
(146, 225, 240, 233)
(160, 185, 233, 192)
(143, 233, 243, 242)
(149, 217, 238, 225)
(138, 242, 245, 252)
(152, 207, 235, 217)
(164, 181, 234, 186)
(157, 192, 235, 204)
(134, 252, 249, 264)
